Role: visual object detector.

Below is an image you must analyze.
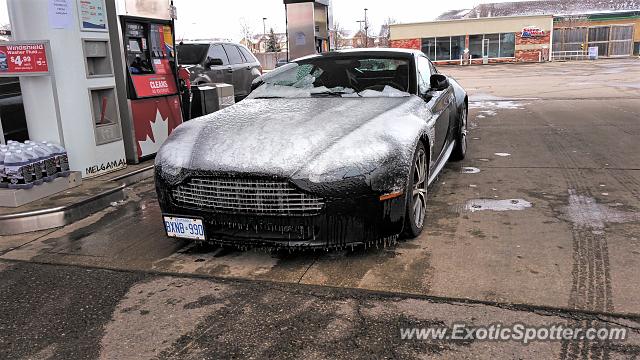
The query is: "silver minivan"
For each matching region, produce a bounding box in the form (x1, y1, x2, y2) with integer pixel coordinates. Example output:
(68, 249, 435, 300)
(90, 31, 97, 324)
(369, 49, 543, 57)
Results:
(177, 42, 262, 101)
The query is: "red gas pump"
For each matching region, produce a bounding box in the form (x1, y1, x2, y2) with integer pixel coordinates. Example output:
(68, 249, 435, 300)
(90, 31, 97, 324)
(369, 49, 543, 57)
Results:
(106, 0, 185, 164)
(121, 18, 183, 161)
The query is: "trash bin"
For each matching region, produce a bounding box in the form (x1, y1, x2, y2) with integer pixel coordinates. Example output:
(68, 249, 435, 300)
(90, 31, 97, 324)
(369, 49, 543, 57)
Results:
(190, 83, 235, 119)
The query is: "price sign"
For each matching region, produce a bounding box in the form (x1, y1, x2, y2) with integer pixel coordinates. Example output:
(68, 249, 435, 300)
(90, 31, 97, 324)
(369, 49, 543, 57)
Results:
(0, 41, 50, 76)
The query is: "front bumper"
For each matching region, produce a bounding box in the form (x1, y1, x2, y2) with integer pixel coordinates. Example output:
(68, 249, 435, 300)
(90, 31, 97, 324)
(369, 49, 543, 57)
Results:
(155, 171, 407, 249)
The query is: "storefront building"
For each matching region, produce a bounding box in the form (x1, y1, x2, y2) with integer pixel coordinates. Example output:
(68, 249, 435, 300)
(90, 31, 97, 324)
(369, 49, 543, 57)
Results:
(389, 15, 553, 65)
(389, 0, 639, 65)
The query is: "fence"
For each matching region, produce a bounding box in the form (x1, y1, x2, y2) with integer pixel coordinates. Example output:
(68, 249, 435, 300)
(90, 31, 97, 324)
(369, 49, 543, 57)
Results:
(551, 50, 589, 61)
(253, 52, 289, 70)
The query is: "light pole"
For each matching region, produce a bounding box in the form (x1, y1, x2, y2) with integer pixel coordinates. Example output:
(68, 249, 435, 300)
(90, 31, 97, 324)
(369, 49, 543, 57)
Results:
(364, 8, 369, 47)
(262, 17, 267, 51)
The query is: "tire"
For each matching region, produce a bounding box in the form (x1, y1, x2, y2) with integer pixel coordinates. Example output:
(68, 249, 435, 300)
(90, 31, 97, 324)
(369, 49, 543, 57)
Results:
(450, 103, 468, 161)
(403, 141, 428, 238)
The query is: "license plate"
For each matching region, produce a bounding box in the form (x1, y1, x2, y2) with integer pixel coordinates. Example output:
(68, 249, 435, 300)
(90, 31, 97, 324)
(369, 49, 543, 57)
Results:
(163, 216, 206, 240)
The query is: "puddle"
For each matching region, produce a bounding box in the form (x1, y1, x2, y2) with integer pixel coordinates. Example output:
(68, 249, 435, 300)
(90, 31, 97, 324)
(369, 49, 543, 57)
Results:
(561, 190, 640, 230)
(465, 199, 532, 213)
(494, 153, 511, 157)
(461, 167, 480, 174)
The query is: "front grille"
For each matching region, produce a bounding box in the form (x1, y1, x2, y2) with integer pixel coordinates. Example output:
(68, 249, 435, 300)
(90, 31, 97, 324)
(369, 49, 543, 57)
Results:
(172, 178, 325, 216)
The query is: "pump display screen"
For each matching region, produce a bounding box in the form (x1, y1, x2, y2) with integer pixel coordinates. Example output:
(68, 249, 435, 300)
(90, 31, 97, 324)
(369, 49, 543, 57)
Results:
(124, 20, 178, 98)
(128, 40, 141, 53)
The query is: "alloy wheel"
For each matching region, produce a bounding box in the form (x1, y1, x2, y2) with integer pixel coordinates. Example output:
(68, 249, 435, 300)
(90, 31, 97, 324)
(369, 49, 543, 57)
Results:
(461, 106, 468, 155)
(412, 148, 427, 228)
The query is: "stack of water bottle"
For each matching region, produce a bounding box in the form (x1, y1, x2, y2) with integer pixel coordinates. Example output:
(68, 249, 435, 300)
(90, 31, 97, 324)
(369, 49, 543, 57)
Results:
(0, 140, 70, 190)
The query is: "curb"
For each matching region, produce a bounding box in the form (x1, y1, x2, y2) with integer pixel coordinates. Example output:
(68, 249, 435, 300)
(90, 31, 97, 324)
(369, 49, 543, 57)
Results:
(0, 165, 155, 235)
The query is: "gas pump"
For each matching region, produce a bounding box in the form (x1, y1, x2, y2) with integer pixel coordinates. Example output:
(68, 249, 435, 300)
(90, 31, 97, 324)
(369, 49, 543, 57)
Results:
(284, 0, 333, 60)
(106, 0, 183, 164)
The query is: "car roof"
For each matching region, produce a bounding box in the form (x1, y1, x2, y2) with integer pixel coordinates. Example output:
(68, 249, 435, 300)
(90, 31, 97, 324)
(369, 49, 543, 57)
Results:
(179, 41, 241, 46)
(294, 48, 422, 62)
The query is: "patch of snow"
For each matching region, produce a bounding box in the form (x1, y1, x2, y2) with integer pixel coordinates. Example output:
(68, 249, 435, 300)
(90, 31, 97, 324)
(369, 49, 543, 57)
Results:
(353, 86, 411, 98)
(469, 101, 529, 111)
(494, 153, 511, 157)
(561, 190, 640, 230)
(465, 198, 532, 213)
(462, 167, 480, 174)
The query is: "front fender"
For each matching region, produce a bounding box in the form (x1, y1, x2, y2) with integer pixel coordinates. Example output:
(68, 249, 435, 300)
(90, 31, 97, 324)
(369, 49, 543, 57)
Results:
(449, 77, 467, 109)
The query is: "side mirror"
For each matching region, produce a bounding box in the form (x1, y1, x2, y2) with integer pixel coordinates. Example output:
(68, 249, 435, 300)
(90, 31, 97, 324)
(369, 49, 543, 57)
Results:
(430, 74, 450, 91)
(205, 57, 224, 67)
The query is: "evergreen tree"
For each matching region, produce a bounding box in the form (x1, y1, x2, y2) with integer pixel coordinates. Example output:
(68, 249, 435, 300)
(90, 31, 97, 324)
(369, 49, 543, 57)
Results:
(266, 28, 281, 52)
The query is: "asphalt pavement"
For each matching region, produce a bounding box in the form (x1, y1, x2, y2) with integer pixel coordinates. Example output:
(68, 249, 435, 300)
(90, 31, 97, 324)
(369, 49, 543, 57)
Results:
(1, 59, 639, 359)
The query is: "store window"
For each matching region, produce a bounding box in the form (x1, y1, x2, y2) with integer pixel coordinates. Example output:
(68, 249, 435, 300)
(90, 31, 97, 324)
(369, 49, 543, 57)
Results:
(451, 36, 466, 60)
(485, 33, 500, 58)
(422, 36, 466, 61)
(500, 33, 516, 57)
(468, 33, 515, 59)
(469, 35, 483, 59)
(435, 37, 451, 61)
(422, 38, 435, 60)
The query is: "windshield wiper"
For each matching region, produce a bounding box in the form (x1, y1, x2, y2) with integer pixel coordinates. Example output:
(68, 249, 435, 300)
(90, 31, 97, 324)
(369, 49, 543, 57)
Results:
(311, 90, 361, 97)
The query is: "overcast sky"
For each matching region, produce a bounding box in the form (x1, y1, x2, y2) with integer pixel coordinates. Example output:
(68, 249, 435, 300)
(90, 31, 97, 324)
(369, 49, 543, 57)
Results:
(0, 0, 516, 41)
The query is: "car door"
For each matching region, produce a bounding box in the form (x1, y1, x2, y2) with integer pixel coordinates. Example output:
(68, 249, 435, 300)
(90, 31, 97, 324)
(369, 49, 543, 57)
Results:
(417, 56, 451, 160)
(238, 45, 262, 88)
(202, 44, 231, 85)
(222, 44, 247, 98)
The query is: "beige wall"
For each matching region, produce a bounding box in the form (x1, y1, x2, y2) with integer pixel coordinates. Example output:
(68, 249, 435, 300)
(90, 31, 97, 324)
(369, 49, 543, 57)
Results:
(390, 15, 554, 39)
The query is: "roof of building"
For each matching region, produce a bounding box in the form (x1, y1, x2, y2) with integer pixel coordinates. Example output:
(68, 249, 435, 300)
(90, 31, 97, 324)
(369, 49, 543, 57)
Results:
(437, 0, 640, 19)
(436, 9, 472, 20)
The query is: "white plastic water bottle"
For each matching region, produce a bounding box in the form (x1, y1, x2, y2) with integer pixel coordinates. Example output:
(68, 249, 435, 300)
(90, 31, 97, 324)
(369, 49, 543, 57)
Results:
(22, 146, 44, 185)
(42, 141, 70, 177)
(5, 150, 34, 189)
(0, 147, 8, 188)
(31, 143, 57, 181)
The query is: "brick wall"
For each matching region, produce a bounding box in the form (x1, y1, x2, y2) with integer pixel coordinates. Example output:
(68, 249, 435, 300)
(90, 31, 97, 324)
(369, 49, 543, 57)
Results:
(516, 32, 551, 46)
(389, 38, 421, 50)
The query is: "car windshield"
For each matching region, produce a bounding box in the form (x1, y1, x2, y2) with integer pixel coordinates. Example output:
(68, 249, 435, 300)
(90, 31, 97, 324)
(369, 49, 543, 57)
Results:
(177, 44, 209, 65)
(249, 56, 412, 99)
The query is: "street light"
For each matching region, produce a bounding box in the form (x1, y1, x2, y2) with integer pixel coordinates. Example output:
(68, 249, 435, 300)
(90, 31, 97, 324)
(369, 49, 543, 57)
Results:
(364, 8, 369, 47)
(262, 17, 267, 52)
(263, 17, 267, 38)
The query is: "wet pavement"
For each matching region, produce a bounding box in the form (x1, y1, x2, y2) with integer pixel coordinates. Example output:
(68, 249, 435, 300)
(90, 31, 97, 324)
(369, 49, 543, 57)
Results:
(1, 260, 639, 359)
(1, 59, 639, 359)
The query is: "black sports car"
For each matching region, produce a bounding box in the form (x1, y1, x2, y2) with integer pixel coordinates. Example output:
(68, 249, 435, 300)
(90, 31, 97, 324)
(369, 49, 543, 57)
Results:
(156, 49, 468, 249)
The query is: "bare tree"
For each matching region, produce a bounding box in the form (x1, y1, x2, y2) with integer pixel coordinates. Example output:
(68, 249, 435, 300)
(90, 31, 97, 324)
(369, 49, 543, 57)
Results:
(332, 21, 347, 49)
(239, 18, 255, 50)
(378, 17, 397, 48)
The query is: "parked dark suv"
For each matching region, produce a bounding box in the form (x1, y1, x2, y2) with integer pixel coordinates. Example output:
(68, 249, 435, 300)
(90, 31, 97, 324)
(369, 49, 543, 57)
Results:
(177, 42, 262, 101)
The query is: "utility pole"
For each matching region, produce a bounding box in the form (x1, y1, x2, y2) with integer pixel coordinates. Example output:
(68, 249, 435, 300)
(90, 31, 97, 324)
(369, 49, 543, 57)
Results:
(364, 8, 369, 47)
(357, 20, 365, 47)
